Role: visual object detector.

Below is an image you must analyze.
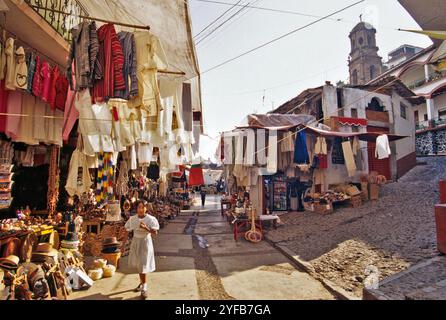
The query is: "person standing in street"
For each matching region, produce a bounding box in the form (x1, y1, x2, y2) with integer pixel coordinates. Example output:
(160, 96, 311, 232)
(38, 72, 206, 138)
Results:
(125, 200, 160, 299)
(200, 187, 206, 206)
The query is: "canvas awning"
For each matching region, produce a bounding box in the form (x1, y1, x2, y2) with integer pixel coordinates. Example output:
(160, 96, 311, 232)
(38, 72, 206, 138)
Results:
(304, 126, 409, 142)
(398, 0, 446, 45)
(237, 114, 316, 131)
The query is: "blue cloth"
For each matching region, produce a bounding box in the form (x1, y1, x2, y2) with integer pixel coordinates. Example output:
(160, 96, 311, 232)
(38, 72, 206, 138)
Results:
(294, 130, 310, 164)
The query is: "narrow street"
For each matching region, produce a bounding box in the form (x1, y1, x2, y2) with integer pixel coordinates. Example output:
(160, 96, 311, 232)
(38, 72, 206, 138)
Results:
(70, 195, 334, 300)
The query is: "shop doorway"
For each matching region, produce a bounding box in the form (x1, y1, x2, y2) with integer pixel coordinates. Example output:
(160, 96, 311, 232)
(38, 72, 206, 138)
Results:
(367, 126, 391, 180)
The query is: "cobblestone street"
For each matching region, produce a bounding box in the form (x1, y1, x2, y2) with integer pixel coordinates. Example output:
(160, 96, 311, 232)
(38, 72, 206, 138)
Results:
(266, 157, 445, 298)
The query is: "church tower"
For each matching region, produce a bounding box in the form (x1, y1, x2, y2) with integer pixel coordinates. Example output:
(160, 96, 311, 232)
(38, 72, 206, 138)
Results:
(348, 19, 383, 85)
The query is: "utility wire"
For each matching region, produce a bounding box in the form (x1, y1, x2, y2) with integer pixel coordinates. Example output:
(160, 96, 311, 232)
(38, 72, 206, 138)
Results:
(195, 0, 344, 21)
(196, 0, 255, 45)
(201, 0, 365, 75)
(197, 0, 262, 48)
(194, 0, 244, 39)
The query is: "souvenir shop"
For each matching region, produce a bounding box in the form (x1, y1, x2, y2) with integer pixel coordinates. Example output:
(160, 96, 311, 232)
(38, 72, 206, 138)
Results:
(0, 8, 198, 299)
(220, 114, 408, 221)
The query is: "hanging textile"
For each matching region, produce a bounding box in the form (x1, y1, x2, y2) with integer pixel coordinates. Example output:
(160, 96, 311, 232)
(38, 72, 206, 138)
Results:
(0, 40, 6, 81)
(189, 164, 204, 186)
(66, 21, 100, 90)
(26, 52, 36, 94)
(14, 47, 28, 90)
(331, 138, 345, 165)
(375, 134, 391, 159)
(132, 31, 168, 116)
(96, 152, 115, 204)
(280, 131, 295, 153)
(4, 38, 15, 90)
(147, 161, 160, 181)
(234, 131, 244, 165)
(115, 160, 129, 197)
(65, 149, 92, 197)
(315, 137, 328, 155)
(317, 154, 328, 169)
(342, 141, 357, 177)
(267, 130, 278, 174)
(115, 31, 138, 100)
(294, 130, 309, 164)
(244, 129, 255, 166)
(93, 23, 125, 102)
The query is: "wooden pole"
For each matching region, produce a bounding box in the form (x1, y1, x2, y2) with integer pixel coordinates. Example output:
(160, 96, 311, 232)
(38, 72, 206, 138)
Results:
(28, 5, 151, 30)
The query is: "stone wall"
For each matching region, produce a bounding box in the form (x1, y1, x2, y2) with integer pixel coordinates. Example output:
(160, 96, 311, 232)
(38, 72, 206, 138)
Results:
(416, 127, 446, 155)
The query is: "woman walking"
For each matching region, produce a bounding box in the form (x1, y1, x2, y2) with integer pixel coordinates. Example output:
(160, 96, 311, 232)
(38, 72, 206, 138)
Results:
(125, 200, 160, 299)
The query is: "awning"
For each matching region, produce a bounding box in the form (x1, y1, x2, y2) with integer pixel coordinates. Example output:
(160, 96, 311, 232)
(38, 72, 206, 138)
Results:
(332, 116, 368, 127)
(398, 0, 446, 45)
(304, 126, 409, 142)
(237, 114, 316, 131)
(399, 29, 446, 40)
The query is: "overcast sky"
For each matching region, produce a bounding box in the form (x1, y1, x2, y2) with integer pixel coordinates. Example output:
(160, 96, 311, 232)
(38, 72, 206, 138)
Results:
(189, 0, 433, 161)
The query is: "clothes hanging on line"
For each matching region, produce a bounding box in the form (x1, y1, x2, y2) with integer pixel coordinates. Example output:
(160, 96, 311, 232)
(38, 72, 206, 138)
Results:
(294, 130, 309, 164)
(342, 140, 357, 177)
(375, 134, 391, 159)
(314, 136, 327, 155)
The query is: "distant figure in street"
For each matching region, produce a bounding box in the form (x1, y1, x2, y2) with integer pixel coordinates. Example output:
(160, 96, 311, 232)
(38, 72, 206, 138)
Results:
(200, 187, 206, 206)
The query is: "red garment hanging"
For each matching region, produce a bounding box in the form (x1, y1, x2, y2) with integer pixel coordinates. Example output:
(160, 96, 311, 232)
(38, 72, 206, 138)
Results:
(317, 154, 328, 169)
(188, 165, 204, 187)
(92, 24, 125, 102)
(47, 66, 60, 109)
(32, 56, 42, 97)
(54, 76, 68, 111)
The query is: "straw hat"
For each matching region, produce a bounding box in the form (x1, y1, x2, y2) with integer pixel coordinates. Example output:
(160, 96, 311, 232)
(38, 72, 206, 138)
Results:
(31, 243, 58, 262)
(0, 255, 20, 270)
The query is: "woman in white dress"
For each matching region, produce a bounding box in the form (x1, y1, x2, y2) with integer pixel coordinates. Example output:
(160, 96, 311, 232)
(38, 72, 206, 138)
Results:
(124, 200, 160, 298)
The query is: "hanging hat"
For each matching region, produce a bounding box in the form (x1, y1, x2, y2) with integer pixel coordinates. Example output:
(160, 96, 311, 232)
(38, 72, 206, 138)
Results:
(0, 255, 20, 270)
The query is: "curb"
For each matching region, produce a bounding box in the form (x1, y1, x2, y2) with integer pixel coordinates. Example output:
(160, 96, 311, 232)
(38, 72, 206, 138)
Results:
(264, 236, 361, 301)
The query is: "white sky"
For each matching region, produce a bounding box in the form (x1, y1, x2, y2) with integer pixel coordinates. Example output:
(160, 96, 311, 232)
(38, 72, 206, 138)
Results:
(189, 0, 433, 161)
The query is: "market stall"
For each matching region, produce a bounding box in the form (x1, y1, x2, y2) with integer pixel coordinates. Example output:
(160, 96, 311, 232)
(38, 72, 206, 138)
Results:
(218, 114, 409, 242)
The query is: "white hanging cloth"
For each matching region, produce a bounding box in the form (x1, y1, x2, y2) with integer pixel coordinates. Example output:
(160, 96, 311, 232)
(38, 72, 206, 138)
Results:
(375, 134, 391, 159)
